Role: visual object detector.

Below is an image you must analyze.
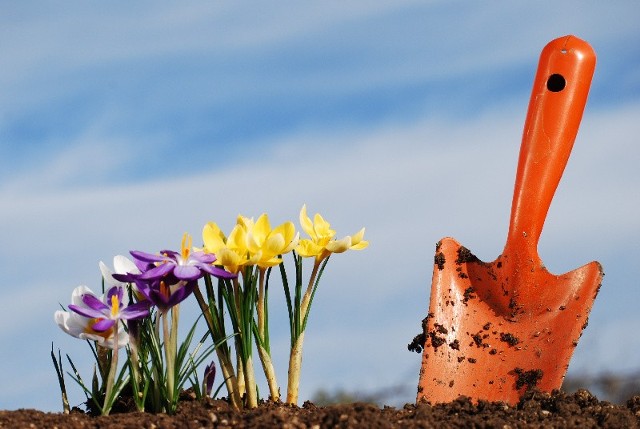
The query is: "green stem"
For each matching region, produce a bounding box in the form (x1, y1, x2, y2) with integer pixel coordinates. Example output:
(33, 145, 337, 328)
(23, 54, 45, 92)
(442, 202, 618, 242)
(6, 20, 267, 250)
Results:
(236, 350, 246, 399)
(301, 260, 321, 318)
(257, 269, 266, 342)
(285, 256, 329, 405)
(230, 275, 247, 401)
(255, 268, 279, 401)
(128, 335, 144, 412)
(103, 329, 119, 415)
(242, 268, 258, 408)
(193, 284, 241, 409)
(217, 350, 241, 408)
(285, 331, 305, 405)
(256, 342, 279, 401)
(243, 356, 258, 408)
(162, 309, 176, 408)
(172, 304, 180, 400)
(233, 276, 242, 320)
(151, 313, 162, 409)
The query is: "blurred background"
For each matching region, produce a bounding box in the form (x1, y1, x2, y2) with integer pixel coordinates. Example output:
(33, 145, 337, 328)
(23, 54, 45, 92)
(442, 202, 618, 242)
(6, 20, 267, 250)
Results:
(1, 2, 639, 411)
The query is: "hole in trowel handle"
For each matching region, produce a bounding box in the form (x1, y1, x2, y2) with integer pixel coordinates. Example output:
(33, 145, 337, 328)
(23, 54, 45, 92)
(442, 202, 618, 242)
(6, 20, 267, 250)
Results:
(546, 73, 566, 92)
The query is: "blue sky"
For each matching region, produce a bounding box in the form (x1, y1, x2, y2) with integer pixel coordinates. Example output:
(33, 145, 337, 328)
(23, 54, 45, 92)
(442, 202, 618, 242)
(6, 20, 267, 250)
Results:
(1, 2, 639, 411)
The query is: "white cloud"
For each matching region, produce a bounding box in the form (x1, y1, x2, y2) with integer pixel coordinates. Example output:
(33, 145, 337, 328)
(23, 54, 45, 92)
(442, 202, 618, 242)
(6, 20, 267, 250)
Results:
(1, 140, 131, 193)
(2, 2, 639, 118)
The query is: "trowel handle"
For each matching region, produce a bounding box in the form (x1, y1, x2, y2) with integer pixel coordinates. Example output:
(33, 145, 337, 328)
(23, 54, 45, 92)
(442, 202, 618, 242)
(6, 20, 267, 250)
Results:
(506, 35, 596, 255)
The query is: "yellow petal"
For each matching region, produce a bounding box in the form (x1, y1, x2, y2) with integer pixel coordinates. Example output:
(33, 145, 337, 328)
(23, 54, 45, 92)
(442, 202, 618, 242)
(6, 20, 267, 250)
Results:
(350, 240, 369, 250)
(254, 214, 271, 239)
(272, 222, 297, 253)
(313, 213, 333, 238)
(257, 256, 284, 268)
(264, 233, 286, 256)
(202, 222, 226, 254)
(281, 231, 300, 254)
(245, 250, 261, 266)
(247, 213, 271, 253)
(299, 204, 315, 239)
(237, 215, 254, 231)
(296, 239, 323, 258)
(351, 228, 366, 245)
(227, 224, 248, 252)
(325, 236, 352, 253)
(215, 248, 243, 273)
(348, 228, 368, 250)
(272, 221, 294, 241)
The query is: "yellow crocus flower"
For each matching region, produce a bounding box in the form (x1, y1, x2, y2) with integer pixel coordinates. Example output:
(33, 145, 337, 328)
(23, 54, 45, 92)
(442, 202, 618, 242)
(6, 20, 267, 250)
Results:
(325, 227, 368, 253)
(202, 221, 258, 274)
(296, 204, 369, 262)
(246, 214, 299, 269)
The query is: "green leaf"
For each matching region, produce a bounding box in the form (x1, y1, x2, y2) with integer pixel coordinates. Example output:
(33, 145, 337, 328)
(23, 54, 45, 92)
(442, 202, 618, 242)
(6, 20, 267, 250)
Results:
(50, 343, 70, 413)
(301, 255, 331, 332)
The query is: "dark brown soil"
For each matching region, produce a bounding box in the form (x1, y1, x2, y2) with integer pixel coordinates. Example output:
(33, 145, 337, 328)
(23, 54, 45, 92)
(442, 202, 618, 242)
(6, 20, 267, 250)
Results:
(2, 390, 640, 428)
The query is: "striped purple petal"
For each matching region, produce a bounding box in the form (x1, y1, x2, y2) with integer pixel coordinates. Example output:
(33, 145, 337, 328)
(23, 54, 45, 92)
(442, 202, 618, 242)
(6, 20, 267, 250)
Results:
(120, 301, 151, 320)
(133, 257, 155, 273)
(159, 250, 180, 259)
(130, 250, 169, 264)
(133, 279, 152, 299)
(106, 286, 123, 303)
(146, 280, 195, 313)
(169, 281, 196, 306)
(201, 263, 236, 279)
(172, 265, 202, 280)
(68, 304, 104, 319)
(82, 293, 109, 312)
(138, 263, 174, 280)
(191, 251, 217, 264)
(112, 272, 138, 282)
(92, 318, 116, 332)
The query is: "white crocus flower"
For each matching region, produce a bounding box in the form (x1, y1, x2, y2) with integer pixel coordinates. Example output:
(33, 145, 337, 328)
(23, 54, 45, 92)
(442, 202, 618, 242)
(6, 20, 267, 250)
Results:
(54, 285, 129, 350)
(99, 255, 141, 287)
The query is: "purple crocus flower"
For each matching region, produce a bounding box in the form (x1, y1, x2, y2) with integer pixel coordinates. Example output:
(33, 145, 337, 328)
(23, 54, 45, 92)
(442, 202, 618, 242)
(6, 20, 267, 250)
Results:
(134, 277, 197, 314)
(204, 361, 216, 396)
(127, 233, 236, 282)
(112, 234, 237, 313)
(68, 285, 150, 332)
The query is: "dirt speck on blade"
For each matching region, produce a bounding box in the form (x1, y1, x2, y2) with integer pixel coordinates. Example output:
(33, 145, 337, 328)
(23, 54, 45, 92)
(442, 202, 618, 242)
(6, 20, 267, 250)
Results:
(456, 246, 480, 264)
(435, 252, 446, 270)
(514, 367, 544, 391)
(408, 313, 435, 354)
(500, 333, 520, 347)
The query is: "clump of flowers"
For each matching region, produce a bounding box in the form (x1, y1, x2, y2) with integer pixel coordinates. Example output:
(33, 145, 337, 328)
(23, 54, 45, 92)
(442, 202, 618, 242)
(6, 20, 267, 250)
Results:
(53, 205, 367, 414)
(54, 284, 150, 415)
(284, 204, 368, 404)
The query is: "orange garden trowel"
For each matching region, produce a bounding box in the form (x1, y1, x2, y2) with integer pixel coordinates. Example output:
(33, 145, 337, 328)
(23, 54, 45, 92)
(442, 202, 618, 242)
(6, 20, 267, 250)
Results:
(416, 35, 604, 405)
